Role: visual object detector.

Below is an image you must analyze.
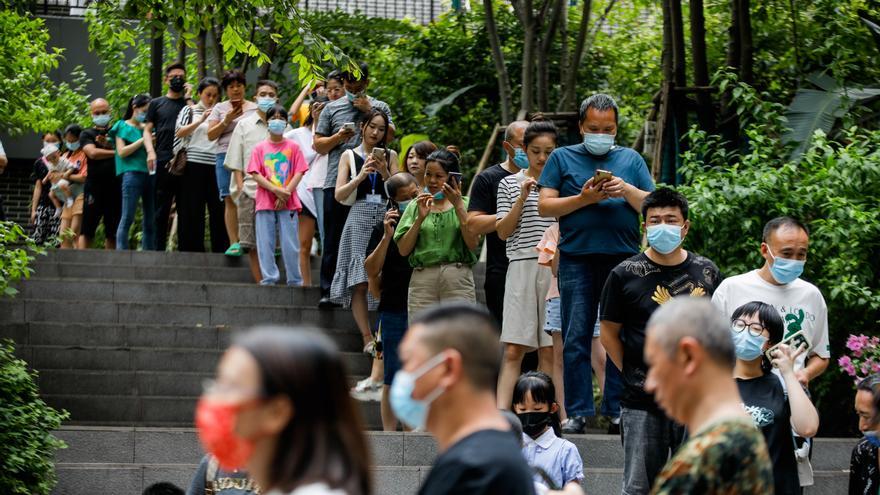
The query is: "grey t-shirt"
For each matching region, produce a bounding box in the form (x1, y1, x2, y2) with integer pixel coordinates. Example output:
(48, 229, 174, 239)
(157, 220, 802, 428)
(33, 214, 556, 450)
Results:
(315, 96, 393, 189)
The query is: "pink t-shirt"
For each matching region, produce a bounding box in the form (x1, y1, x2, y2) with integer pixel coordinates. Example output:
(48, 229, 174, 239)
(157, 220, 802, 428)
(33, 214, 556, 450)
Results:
(246, 139, 309, 212)
(536, 223, 560, 300)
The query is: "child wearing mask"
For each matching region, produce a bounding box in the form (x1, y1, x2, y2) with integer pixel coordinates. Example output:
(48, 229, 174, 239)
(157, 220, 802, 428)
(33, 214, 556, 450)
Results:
(246, 105, 308, 286)
(513, 371, 584, 490)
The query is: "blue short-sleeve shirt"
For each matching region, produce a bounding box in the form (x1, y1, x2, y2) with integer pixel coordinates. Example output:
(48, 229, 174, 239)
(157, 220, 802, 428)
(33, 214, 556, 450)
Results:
(538, 144, 654, 256)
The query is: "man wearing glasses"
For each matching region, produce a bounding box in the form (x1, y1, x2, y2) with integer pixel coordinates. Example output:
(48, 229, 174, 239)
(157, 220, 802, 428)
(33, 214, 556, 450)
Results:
(599, 188, 722, 495)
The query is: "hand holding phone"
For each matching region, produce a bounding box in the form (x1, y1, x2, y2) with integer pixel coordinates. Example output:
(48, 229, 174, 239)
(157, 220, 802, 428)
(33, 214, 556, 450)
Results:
(594, 169, 613, 187)
(765, 330, 811, 364)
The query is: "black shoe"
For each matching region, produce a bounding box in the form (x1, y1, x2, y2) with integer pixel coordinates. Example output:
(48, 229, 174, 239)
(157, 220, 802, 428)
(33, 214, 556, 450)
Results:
(607, 421, 621, 435)
(561, 416, 587, 434)
(318, 297, 341, 309)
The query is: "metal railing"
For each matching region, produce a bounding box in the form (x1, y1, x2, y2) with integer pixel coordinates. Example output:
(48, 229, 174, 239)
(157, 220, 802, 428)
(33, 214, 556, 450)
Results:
(28, 0, 446, 23)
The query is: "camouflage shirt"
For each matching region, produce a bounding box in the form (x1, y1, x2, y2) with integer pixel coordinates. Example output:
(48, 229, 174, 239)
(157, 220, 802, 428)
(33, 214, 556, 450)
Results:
(651, 418, 773, 495)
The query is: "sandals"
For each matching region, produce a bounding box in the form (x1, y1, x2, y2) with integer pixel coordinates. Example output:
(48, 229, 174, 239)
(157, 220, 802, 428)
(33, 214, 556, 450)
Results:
(224, 242, 243, 257)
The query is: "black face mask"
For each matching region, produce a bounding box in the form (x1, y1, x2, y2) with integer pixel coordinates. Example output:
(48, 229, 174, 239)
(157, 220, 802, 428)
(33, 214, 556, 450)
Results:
(517, 411, 551, 437)
(169, 76, 186, 93)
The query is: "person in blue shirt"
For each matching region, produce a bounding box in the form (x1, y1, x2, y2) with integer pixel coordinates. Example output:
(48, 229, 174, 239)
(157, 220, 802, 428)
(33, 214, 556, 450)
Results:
(514, 371, 584, 490)
(537, 94, 655, 434)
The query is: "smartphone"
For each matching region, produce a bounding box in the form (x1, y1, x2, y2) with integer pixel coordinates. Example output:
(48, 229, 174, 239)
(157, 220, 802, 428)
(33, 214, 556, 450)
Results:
(447, 172, 463, 187)
(371, 147, 386, 160)
(386, 199, 399, 211)
(765, 330, 811, 362)
(231, 99, 243, 110)
(342, 122, 356, 132)
(594, 169, 613, 186)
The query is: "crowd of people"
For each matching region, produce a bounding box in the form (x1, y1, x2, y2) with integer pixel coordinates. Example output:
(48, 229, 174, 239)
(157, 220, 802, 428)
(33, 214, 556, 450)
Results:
(11, 58, 877, 495)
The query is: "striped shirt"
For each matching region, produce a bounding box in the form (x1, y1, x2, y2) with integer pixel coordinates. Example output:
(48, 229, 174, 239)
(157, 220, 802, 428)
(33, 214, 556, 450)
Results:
(174, 103, 217, 165)
(496, 171, 556, 261)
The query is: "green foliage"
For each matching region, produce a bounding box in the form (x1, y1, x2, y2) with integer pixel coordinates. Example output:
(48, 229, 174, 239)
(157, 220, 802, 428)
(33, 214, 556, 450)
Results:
(0, 11, 90, 135)
(678, 101, 880, 434)
(0, 221, 45, 299)
(0, 339, 69, 495)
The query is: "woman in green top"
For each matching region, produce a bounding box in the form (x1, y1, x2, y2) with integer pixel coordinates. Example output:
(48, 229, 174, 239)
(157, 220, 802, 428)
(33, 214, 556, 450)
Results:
(394, 149, 478, 319)
(112, 93, 156, 250)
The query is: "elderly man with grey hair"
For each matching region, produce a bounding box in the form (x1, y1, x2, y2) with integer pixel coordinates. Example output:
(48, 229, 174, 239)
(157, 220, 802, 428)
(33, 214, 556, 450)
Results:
(466, 119, 530, 328)
(644, 297, 773, 494)
(537, 93, 655, 434)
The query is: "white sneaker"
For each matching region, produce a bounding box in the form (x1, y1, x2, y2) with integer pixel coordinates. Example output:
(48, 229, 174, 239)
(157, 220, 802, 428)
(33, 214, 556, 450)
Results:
(350, 377, 382, 402)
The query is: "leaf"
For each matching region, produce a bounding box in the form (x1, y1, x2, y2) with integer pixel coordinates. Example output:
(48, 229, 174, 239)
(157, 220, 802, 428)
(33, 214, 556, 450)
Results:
(783, 89, 846, 161)
(423, 84, 476, 117)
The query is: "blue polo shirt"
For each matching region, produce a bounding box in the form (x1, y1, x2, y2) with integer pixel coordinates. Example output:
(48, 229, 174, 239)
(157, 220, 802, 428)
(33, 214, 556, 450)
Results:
(537, 144, 654, 256)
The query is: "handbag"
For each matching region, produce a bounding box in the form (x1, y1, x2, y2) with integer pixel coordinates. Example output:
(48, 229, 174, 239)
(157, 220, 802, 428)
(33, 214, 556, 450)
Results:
(166, 148, 187, 176)
(339, 149, 358, 206)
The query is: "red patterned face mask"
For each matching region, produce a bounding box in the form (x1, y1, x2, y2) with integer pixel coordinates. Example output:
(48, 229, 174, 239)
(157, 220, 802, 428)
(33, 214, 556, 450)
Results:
(195, 398, 259, 470)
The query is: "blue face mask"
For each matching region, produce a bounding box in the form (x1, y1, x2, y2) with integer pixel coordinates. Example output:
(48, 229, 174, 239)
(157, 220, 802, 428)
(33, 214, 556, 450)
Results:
(135, 112, 147, 123)
(646, 224, 683, 255)
(92, 114, 111, 127)
(583, 133, 615, 156)
(865, 431, 880, 448)
(512, 148, 529, 169)
(767, 247, 805, 285)
(397, 200, 412, 212)
(267, 119, 287, 136)
(389, 353, 447, 430)
(257, 97, 277, 113)
(730, 327, 767, 361)
(66, 141, 80, 152)
(424, 186, 444, 201)
(346, 89, 365, 102)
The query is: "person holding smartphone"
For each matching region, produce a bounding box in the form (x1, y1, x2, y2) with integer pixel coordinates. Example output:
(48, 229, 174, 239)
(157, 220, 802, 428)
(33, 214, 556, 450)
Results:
(537, 94, 654, 435)
(331, 109, 398, 367)
(731, 301, 818, 495)
(394, 149, 479, 318)
(207, 70, 257, 257)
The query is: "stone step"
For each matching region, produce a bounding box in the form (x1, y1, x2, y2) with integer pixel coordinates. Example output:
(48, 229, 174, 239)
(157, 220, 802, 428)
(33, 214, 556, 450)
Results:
(37, 248, 488, 277)
(28, 260, 489, 290)
(0, 298, 366, 328)
(0, 321, 363, 353)
(43, 393, 383, 428)
(53, 426, 857, 471)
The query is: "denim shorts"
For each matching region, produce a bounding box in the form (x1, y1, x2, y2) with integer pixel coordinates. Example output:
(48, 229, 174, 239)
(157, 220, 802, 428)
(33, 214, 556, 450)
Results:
(544, 297, 562, 334)
(215, 153, 231, 200)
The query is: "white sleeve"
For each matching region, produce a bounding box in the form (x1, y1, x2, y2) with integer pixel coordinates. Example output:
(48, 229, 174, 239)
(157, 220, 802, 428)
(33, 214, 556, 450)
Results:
(711, 280, 729, 317)
(810, 294, 830, 358)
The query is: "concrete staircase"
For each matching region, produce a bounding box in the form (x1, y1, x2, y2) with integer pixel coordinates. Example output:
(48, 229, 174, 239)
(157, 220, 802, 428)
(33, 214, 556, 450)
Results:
(0, 249, 858, 494)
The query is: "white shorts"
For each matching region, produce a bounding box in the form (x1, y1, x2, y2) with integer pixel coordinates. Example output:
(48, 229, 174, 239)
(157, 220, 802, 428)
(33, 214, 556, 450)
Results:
(501, 258, 552, 349)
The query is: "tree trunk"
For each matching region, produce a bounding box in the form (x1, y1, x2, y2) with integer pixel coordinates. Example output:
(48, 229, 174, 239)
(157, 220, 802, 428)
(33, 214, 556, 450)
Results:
(726, 0, 741, 72)
(689, 0, 714, 132)
(196, 29, 207, 80)
(517, 0, 537, 114)
(559, 0, 592, 112)
(211, 24, 225, 76)
(150, 25, 164, 97)
(669, 0, 686, 88)
(558, 3, 570, 100)
(537, 0, 565, 112)
(241, 23, 257, 74)
(176, 29, 186, 64)
(661, 0, 674, 84)
(483, 0, 513, 124)
(738, 0, 754, 84)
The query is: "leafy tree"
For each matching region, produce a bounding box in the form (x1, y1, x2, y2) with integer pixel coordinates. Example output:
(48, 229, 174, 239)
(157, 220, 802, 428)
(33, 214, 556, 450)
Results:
(0, 10, 91, 135)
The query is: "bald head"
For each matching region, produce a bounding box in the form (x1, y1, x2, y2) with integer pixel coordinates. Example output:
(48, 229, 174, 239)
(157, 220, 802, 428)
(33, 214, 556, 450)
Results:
(90, 98, 109, 113)
(504, 120, 529, 143)
(647, 297, 735, 370)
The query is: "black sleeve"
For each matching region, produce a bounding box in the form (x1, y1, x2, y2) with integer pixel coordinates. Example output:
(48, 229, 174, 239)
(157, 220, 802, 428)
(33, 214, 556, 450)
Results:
(186, 455, 209, 495)
(146, 99, 159, 125)
(80, 129, 95, 147)
(600, 269, 624, 323)
(366, 224, 384, 258)
(467, 173, 493, 213)
(30, 159, 46, 182)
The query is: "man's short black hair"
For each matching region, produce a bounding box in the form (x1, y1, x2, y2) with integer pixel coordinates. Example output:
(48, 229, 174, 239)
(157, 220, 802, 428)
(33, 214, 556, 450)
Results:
(341, 61, 370, 82)
(142, 482, 184, 495)
(410, 302, 501, 391)
(255, 79, 279, 92)
(762, 216, 809, 243)
(164, 62, 186, 75)
(578, 93, 619, 124)
(641, 187, 689, 220)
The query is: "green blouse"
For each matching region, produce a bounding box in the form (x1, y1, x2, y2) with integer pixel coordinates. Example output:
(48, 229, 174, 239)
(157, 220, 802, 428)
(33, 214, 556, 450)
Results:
(110, 120, 148, 175)
(394, 197, 478, 268)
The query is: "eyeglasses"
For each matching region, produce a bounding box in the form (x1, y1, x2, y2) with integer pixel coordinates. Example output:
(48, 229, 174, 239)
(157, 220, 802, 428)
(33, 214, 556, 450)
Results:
(731, 319, 766, 337)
